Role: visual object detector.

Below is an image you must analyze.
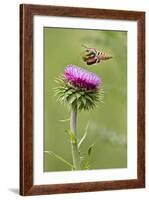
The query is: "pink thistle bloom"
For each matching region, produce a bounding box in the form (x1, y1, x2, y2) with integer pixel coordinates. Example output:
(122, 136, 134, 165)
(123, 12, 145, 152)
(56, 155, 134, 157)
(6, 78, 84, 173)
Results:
(64, 65, 101, 90)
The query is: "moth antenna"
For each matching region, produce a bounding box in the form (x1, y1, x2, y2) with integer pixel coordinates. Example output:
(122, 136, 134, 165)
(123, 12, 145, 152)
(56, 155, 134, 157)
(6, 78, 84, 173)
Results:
(81, 44, 88, 49)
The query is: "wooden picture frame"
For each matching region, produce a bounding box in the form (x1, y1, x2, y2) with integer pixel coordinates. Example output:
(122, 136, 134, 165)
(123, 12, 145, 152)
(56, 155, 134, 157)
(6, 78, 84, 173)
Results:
(20, 4, 145, 196)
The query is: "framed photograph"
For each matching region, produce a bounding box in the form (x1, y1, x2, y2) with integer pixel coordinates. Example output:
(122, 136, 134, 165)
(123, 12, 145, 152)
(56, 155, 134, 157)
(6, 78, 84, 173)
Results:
(20, 4, 145, 196)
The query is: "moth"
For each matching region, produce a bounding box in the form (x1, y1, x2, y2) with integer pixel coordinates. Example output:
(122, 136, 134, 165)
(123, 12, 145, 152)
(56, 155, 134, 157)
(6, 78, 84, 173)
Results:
(82, 45, 112, 65)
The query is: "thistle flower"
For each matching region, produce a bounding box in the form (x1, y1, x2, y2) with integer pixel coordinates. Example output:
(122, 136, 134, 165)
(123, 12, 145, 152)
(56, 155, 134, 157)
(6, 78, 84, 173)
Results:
(54, 65, 104, 111)
(64, 65, 100, 90)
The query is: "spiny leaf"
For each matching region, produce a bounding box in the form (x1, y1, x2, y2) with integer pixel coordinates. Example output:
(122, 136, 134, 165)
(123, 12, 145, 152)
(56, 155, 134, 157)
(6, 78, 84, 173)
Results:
(78, 122, 89, 149)
(59, 118, 70, 122)
(78, 102, 84, 111)
(44, 150, 74, 169)
(65, 129, 77, 144)
(83, 143, 95, 169)
(66, 90, 73, 95)
(88, 143, 95, 157)
(79, 91, 85, 95)
(81, 96, 87, 106)
(76, 93, 81, 99)
(85, 95, 94, 103)
(68, 95, 77, 104)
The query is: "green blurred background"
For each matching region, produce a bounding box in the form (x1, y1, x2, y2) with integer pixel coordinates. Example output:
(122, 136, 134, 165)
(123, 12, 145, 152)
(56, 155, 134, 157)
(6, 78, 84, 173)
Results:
(44, 27, 127, 172)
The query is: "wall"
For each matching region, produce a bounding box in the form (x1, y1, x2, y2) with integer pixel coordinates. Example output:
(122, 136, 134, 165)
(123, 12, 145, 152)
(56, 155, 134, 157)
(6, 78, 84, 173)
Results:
(0, 0, 148, 199)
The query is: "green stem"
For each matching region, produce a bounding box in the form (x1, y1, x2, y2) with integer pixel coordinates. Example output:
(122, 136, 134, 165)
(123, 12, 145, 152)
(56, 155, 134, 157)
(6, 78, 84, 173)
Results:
(70, 107, 80, 170)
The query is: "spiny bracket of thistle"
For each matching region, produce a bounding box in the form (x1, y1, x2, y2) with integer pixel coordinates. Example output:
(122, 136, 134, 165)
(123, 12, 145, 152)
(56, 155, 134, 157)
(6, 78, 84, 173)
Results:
(54, 65, 104, 111)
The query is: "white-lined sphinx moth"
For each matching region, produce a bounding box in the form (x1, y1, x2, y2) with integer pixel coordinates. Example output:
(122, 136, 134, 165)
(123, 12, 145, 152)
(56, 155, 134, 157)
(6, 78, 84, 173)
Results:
(82, 45, 112, 65)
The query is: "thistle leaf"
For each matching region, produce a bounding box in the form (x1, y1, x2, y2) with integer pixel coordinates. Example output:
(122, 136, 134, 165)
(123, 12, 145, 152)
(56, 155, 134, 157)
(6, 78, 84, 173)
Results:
(85, 95, 94, 103)
(44, 150, 74, 169)
(78, 122, 89, 149)
(81, 96, 87, 106)
(88, 143, 95, 157)
(76, 93, 81, 99)
(59, 118, 70, 122)
(65, 129, 77, 144)
(69, 95, 77, 104)
(83, 143, 95, 169)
